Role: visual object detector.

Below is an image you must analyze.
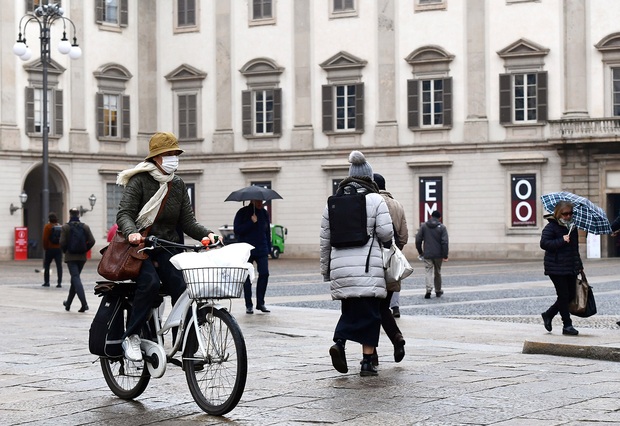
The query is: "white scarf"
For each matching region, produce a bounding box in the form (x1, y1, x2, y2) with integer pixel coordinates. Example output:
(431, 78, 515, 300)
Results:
(117, 162, 174, 231)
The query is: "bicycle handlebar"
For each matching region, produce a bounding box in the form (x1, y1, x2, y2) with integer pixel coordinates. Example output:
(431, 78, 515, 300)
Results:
(144, 235, 222, 252)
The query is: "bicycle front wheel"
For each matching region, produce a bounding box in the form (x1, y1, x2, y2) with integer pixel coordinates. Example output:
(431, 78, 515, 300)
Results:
(100, 357, 150, 399)
(183, 306, 247, 416)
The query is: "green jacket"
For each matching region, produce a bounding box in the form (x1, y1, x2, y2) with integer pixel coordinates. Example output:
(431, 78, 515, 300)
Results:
(116, 172, 212, 242)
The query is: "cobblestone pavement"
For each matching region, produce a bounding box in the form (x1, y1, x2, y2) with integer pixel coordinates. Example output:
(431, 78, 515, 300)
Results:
(2, 258, 620, 425)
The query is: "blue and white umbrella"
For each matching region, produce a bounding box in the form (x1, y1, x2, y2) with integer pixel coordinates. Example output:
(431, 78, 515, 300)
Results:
(540, 191, 612, 235)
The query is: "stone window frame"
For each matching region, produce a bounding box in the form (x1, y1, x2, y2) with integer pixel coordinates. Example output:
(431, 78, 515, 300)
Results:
(414, 0, 447, 13)
(95, 0, 128, 31)
(405, 45, 454, 131)
(240, 58, 284, 139)
(174, 0, 199, 33)
(165, 64, 207, 143)
(319, 51, 367, 136)
(23, 58, 65, 139)
(94, 63, 132, 142)
(330, 0, 358, 19)
(595, 33, 620, 117)
(497, 38, 549, 127)
(249, 0, 276, 27)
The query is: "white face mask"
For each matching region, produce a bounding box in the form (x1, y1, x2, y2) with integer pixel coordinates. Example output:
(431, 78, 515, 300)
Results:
(161, 155, 179, 174)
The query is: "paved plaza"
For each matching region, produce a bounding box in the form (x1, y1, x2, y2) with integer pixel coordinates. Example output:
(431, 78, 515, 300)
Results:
(2, 258, 620, 425)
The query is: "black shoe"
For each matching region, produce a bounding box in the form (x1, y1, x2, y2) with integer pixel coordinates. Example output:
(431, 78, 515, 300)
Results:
(541, 312, 553, 332)
(42, 283, 50, 287)
(78, 305, 89, 313)
(246, 307, 254, 314)
(360, 359, 378, 377)
(370, 349, 379, 367)
(256, 305, 270, 313)
(392, 307, 400, 318)
(394, 339, 406, 363)
(56, 284, 62, 288)
(329, 342, 348, 373)
(436, 290, 444, 297)
(63, 300, 70, 311)
(424, 292, 431, 299)
(562, 325, 579, 336)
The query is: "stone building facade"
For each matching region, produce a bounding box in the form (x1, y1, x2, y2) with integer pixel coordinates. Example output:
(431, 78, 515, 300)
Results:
(2, 0, 620, 261)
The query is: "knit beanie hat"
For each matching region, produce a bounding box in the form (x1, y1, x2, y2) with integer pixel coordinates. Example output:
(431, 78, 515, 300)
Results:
(348, 151, 373, 178)
(373, 173, 386, 190)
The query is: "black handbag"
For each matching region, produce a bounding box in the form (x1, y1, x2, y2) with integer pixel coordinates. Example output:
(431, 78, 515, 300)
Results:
(569, 271, 597, 318)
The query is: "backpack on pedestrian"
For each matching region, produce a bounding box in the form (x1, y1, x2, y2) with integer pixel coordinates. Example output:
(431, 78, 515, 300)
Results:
(49, 224, 62, 245)
(89, 290, 126, 358)
(67, 222, 88, 254)
(327, 184, 370, 248)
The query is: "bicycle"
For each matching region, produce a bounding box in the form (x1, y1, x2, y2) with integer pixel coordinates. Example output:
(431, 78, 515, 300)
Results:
(94, 236, 250, 416)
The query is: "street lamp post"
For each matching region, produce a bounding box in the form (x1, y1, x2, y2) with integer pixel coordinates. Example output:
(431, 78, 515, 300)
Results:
(13, 2, 81, 224)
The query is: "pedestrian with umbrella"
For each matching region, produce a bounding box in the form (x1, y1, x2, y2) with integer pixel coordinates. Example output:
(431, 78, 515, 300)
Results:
(227, 186, 282, 314)
(538, 191, 612, 336)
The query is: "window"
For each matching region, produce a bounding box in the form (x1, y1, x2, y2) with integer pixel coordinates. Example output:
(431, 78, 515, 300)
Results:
(249, 0, 275, 25)
(24, 59, 64, 138)
(330, 0, 357, 18)
(613, 68, 620, 116)
(165, 64, 206, 142)
(595, 33, 620, 117)
(497, 39, 549, 126)
(320, 51, 367, 135)
(27, 0, 61, 12)
(96, 0, 128, 27)
(94, 64, 132, 141)
(405, 46, 454, 130)
(415, 0, 446, 12)
(177, 0, 197, 27)
(106, 182, 124, 230)
(240, 58, 283, 139)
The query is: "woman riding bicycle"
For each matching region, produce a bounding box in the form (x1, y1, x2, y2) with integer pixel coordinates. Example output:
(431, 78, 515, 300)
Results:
(116, 131, 218, 362)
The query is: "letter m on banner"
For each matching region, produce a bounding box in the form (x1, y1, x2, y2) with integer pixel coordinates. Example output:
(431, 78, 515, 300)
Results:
(511, 174, 537, 226)
(419, 177, 443, 225)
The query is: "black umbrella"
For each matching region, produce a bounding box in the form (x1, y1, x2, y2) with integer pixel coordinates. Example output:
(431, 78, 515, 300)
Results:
(225, 186, 283, 202)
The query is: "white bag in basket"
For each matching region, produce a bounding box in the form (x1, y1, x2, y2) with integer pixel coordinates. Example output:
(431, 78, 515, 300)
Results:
(170, 243, 255, 281)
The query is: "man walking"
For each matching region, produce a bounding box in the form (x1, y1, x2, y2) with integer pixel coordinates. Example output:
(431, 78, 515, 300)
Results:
(42, 212, 63, 288)
(415, 210, 449, 299)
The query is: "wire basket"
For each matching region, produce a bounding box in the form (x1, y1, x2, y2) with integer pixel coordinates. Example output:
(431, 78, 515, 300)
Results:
(181, 267, 248, 299)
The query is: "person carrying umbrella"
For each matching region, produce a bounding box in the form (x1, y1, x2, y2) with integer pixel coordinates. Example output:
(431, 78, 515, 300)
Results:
(234, 199, 272, 314)
(540, 200, 582, 336)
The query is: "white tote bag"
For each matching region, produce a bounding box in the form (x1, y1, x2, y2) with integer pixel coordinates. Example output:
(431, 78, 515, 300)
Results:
(382, 245, 414, 284)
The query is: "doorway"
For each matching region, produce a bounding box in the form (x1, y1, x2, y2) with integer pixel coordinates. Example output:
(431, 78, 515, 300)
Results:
(606, 193, 620, 257)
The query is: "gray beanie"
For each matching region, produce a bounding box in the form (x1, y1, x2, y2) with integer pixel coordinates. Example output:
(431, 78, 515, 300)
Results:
(348, 151, 373, 178)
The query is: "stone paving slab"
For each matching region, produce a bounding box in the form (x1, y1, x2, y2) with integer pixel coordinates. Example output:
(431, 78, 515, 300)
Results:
(2, 260, 620, 424)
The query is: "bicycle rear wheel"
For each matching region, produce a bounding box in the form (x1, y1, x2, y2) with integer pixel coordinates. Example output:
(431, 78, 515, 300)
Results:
(183, 305, 247, 415)
(100, 357, 150, 399)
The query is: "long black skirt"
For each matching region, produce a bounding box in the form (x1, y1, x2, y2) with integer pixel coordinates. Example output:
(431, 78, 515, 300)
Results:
(333, 297, 381, 347)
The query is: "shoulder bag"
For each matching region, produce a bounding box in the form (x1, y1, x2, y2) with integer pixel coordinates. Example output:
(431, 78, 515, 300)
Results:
(568, 271, 597, 318)
(383, 244, 414, 284)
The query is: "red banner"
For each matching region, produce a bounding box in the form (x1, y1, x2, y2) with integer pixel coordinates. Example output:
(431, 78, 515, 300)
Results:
(14, 227, 28, 260)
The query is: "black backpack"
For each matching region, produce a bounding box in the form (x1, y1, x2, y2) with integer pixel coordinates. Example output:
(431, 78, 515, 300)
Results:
(327, 184, 370, 248)
(67, 222, 88, 254)
(49, 225, 62, 245)
(89, 291, 126, 358)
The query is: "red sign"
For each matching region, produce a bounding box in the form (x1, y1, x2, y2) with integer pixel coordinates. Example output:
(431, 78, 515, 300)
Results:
(14, 227, 28, 260)
(511, 174, 537, 227)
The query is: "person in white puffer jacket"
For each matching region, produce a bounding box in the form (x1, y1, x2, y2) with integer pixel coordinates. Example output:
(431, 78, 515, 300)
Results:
(320, 151, 393, 377)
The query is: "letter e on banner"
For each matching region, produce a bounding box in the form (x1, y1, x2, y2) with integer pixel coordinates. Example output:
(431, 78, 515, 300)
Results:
(511, 174, 536, 226)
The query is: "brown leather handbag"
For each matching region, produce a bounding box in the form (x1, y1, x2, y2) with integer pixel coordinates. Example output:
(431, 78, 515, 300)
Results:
(97, 231, 148, 281)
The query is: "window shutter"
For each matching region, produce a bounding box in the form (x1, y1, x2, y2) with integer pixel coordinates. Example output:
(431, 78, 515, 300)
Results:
(54, 89, 63, 136)
(188, 94, 197, 139)
(322, 85, 333, 133)
(96, 93, 104, 137)
(355, 83, 364, 132)
(443, 77, 452, 127)
(120, 0, 129, 27)
(242, 90, 252, 137)
(407, 79, 419, 128)
(95, 0, 103, 23)
(499, 73, 512, 124)
(26, 0, 34, 13)
(177, 0, 185, 26)
(122, 95, 130, 139)
(537, 71, 548, 122)
(25, 87, 35, 134)
(178, 94, 187, 139)
(273, 88, 282, 136)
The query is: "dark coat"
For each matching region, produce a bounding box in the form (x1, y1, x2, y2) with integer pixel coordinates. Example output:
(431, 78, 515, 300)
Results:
(415, 218, 449, 259)
(234, 204, 271, 257)
(60, 218, 96, 262)
(540, 215, 583, 275)
(116, 172, 212, 242)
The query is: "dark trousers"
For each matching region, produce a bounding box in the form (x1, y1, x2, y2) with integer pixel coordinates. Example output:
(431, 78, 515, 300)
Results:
(546, 274, 577, 326)
(43, 248, 63, 285)
(244, 253, 269, 308)
(123, 248, 186, 339)
(379, 291, 403, 344)
(66, 261, 87, 308)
